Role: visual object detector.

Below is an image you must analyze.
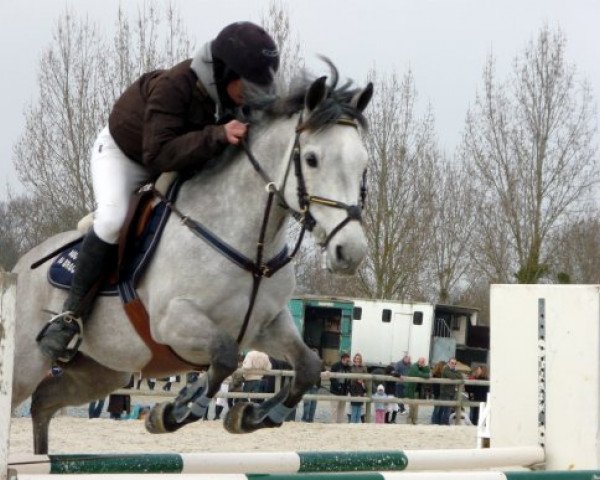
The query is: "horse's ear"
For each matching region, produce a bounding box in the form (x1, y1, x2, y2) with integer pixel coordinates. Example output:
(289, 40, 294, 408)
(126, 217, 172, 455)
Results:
(305, 76, 328, 112)
(351, 82, 374, 113)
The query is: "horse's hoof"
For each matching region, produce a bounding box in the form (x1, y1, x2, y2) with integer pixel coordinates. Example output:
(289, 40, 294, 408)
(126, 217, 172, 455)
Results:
(224, 402, 254, 434)
(145, 401, 178, 434)
(224, 402, 283, 434)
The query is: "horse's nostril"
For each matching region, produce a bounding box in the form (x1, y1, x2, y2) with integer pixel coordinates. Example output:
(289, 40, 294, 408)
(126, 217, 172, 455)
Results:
(336, 245, 344, 261)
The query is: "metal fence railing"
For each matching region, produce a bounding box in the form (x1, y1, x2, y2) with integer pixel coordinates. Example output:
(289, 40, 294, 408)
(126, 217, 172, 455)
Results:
(116, 369, 489, 424)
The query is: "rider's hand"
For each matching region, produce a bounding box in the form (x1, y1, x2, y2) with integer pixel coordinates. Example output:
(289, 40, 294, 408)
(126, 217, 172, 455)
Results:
(224, 120, 247, 145)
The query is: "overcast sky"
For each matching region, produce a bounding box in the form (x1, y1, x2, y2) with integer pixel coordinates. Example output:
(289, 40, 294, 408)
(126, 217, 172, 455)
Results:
(1, 0, 599, 200)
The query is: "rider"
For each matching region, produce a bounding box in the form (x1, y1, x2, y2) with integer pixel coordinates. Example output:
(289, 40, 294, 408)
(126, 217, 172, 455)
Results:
(36, 21, 280, 362)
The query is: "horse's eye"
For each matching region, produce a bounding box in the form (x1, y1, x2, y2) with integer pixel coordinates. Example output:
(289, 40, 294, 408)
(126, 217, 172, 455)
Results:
(305, 153, 318, 168)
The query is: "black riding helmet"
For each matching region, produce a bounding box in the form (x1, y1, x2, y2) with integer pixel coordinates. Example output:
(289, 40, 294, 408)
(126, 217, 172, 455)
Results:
(211, 21, 280, 86)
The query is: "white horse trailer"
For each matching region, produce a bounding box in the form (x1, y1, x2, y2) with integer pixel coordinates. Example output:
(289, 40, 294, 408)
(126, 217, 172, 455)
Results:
(350, 299, 480, 367)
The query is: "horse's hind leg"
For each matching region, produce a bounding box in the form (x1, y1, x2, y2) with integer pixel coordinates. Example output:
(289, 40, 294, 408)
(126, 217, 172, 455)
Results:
(30, 354, 131, 454)
(225, 309, 321, 433)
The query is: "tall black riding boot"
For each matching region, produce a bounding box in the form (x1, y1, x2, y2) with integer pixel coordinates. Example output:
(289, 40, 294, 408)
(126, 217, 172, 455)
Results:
(37, 229, 115, 362)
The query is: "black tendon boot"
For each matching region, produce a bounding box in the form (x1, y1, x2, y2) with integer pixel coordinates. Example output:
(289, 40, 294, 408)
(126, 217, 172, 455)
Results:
(37, 229, 115, 362)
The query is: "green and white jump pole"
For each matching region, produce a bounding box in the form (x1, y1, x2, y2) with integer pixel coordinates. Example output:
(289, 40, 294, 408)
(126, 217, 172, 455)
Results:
(13, 470, 600, 480)
(8, 447, 543, 475)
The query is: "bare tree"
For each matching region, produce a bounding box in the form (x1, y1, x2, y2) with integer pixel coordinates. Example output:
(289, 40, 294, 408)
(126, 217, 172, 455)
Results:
(294, 249, 364, 297)
(0, 193, 71, 270)
(358, 69, 438, 300)
(261, 1, 304, 92)
(427, 159, 477, 302)
(463, 25, 598, 283)
(455, 276, 492, 326)
(12, 4, 193, 244)
(550, 212, 600, 284)
(14, 12, 102, 221)
(468, 200, 514, 284)
(0, 200, 21, 271)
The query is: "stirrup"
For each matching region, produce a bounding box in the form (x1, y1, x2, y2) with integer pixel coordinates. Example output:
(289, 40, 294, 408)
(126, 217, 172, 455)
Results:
(37, 311, 84, 363)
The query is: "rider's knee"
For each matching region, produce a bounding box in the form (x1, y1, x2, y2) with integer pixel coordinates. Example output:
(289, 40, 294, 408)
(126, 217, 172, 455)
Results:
(93, 211, 127, 244)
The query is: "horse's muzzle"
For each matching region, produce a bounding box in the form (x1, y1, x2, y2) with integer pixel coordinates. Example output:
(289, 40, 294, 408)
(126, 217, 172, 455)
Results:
(323, 222, 367, 274)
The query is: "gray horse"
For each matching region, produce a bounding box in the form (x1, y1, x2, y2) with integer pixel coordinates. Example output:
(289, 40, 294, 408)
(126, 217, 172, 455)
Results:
(11, 69, 373, 454)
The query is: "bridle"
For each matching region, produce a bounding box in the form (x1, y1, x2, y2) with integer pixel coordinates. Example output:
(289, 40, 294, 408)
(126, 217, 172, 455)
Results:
(274, 114, 367, 250)
(155, 112, 367, 345)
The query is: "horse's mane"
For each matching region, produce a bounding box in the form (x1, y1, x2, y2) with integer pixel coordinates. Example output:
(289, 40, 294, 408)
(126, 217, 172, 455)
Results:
(196, 60, 368, 177)
(245, 58, 369, 132)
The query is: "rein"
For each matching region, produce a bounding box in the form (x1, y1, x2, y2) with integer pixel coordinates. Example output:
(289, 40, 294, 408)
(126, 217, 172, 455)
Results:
(154, 114, 364, 346)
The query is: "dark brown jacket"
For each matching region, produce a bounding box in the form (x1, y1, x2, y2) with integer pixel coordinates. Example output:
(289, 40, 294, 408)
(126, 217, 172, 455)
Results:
(108, 59, 228, 177)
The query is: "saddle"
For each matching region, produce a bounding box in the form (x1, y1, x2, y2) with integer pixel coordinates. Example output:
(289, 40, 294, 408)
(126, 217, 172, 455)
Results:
(47, 173, 206, 377)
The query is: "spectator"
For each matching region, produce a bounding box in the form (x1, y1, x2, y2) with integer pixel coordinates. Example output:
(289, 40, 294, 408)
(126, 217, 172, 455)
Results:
(349, 353, 367, 423)
(302, 348, 323, 423)
(328, 352, 351, 423)
(107, 375, 134, 420)
(371, 364, 398, 423)
(88, 398, 105, 419)
(393, 355, 411, 415)
(430, 360, 446, 425)
(386, 396, 400, 424)
(242, 350, 272, 403)
(465, 365, 489, 425)
(136, 377, 156, 390)
(162, 375, 180, 392)
(373, 384, 387, 424)
(449, 407, 473, 425)
(404, 357, 430, 425)
(439, 358, 463, 425)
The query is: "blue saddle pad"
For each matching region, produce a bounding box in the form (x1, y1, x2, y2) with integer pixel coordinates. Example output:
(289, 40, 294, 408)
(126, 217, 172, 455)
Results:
(48, 240, 119, 295)
(48, 180, 181, 298)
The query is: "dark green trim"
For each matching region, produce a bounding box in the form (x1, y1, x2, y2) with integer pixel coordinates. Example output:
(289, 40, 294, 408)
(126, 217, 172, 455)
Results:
(48, 454, 183, 474)
(248, 474, 384, 480)
(298, 451, 408, 472)
(506, 472, 600, 480)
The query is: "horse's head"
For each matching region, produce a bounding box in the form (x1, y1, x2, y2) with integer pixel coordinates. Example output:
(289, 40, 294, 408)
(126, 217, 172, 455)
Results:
(282, 75, 374, 274)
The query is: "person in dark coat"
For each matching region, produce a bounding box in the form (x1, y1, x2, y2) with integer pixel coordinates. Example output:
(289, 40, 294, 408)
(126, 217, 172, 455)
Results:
(36, 22, 280, 363)
(107, 375, 134, 420)
(349, 353, 367, 423)
(430, 360, 446, 425)
(393, 355, 411, 414)
(438, 358, 463, 425)
(465, 365, 489, 425)
(329, 352, 351, 423)
(88, 398, 105, 419)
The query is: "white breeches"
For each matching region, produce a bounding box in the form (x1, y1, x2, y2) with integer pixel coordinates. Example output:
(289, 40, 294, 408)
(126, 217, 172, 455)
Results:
(91, 126, 150, 244)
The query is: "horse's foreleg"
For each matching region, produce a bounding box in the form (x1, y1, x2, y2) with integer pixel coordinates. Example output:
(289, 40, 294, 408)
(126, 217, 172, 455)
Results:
(30, 355, 131, 454)
(145, 300, 239, 434)
(225, 309, 321, 433)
